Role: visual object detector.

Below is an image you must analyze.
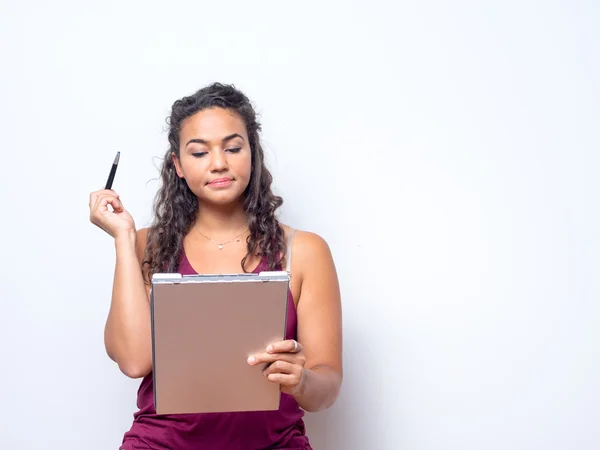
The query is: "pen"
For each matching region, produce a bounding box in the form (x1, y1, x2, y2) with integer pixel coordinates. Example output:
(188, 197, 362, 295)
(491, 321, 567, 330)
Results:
(105, 151, 120, 190)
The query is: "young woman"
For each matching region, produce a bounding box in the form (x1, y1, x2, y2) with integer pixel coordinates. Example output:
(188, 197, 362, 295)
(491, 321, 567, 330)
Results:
(89, 82, 343, 449)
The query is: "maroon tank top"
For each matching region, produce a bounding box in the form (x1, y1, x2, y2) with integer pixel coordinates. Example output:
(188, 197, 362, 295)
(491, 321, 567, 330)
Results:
(120, 251, 311, 450)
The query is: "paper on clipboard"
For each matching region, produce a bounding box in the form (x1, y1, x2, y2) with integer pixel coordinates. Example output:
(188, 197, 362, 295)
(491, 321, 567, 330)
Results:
(150, 271, 290, 415)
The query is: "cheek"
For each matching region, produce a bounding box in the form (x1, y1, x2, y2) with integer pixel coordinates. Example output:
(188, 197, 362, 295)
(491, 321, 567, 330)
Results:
(180, 158, 208, 184)
(234, 154, 253, 178)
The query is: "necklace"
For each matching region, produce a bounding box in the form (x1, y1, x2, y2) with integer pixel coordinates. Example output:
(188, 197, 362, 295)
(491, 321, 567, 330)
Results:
(195, 227, 249, 250)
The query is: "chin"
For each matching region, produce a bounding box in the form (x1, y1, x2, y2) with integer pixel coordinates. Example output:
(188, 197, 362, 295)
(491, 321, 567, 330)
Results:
(200, 192, 244, 206)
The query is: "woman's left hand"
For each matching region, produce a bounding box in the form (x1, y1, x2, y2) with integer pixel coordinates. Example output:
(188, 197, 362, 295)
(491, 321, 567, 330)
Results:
(247, 339, 306, 395)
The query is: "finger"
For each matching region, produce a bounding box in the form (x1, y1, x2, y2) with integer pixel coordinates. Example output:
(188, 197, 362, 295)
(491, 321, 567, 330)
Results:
(267, 339, 303, 354)
(99, 195, 124, 213)
(95, 195, 124, 215)
(266, 372, 302, 388)
(98, 190, 119, 205)
(97, 189, 120, 197)
(247, 352, 296, 366)
(248, 353, 294, 366)
(90, 189, 119, 203)
(263, 360, 296, 377)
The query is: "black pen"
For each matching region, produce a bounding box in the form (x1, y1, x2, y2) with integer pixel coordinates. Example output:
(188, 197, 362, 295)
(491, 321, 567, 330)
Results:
(105, 151, 120, 190)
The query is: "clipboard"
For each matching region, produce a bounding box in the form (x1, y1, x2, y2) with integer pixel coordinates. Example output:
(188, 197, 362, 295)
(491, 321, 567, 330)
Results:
(150, 271, 290, 415)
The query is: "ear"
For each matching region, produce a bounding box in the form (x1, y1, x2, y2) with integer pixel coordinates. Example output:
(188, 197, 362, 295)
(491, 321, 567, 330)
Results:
(172, 152, 184, 178)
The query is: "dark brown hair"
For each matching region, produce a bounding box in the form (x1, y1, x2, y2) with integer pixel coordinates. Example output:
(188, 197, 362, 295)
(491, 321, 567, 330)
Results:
(143, 83, 285, 282)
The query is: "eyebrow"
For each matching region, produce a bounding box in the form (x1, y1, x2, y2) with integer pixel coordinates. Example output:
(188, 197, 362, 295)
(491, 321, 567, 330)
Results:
(185, 133, 245, 147)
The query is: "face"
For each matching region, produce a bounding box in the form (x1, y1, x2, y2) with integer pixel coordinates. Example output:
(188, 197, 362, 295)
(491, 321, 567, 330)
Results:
(173, 108, 252, 206)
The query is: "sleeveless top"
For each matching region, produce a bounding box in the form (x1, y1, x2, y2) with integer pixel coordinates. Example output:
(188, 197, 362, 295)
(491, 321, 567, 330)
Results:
(120, 230, 311, 450)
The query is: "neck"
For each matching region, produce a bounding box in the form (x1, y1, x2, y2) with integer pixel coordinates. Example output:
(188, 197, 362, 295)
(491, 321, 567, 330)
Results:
(194, 200, 248, 238)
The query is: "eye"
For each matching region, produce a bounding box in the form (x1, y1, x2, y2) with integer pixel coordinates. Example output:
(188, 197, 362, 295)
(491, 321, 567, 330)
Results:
(226, 147, 241, 153)
(192, 152, 207, 158)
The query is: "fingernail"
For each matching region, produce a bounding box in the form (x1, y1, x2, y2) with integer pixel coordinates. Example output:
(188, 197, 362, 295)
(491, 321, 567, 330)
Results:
(247, 356, 255, 364)
(267, 345, 273, 353)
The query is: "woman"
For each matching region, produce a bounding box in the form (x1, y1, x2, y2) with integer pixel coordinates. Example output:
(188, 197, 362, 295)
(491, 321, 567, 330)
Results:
(89, 82, 343, 449)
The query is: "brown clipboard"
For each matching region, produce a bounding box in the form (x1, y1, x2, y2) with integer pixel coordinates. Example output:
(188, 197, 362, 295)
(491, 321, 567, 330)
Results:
(150, 271, 290, 415)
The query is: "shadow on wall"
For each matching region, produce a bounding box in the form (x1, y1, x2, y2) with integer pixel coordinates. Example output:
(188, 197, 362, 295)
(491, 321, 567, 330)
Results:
(303, 328, 374, 450)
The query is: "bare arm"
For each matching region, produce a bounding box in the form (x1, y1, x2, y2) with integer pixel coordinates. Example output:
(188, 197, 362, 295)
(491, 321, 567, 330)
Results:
(104, 228, 153, 378)
(242, 230, 344, 410)
(250, 231, 343, 411)
(292, 232, 343, 411)
(89, 189, 152, 379)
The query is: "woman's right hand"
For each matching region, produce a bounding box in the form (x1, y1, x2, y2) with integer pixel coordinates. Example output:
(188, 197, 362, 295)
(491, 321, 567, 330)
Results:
(89, 189, 136, 238)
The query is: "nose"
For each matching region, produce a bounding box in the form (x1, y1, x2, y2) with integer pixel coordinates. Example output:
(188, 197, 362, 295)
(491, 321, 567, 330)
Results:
(209, 149, 229, 172)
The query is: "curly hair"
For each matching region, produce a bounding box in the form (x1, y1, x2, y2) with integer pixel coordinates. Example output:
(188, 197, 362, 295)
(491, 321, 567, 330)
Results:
(142, 83, 286, 283)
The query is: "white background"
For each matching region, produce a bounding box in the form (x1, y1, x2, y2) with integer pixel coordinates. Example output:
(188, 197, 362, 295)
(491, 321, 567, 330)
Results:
(1, 1, 598, 449)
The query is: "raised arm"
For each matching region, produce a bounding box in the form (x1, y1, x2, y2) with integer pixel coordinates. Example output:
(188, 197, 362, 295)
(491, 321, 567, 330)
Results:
(89, 189, 152, 378)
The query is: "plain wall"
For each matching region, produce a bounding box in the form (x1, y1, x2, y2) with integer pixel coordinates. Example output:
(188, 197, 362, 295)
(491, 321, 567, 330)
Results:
(1, 1, 598, 449)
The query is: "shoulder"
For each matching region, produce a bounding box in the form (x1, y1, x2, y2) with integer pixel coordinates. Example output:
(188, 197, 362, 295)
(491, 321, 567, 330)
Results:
(281, 223, 330, 249)
(280, 224, 334, 272)
(280, 225, 340, 313)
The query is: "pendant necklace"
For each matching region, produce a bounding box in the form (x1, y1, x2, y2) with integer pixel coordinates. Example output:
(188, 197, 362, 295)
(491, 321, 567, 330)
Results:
(196, 227, 249, 250)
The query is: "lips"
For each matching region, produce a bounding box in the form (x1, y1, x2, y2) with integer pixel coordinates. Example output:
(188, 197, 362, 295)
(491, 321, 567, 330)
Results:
(207, 177, 233, 187)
